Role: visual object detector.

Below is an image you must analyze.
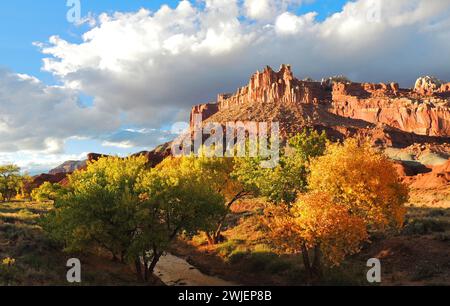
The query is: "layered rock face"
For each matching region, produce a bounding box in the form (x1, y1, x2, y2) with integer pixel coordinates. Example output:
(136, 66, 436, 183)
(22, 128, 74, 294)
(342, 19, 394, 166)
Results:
(191, 65, 450, 138)
(331, 82, 450, 137)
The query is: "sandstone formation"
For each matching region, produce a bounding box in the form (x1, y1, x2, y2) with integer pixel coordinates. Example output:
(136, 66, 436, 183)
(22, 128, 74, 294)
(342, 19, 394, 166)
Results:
(414, 76, 446, 96)
(191, 65, 450, 140)
(215, 65, 331, 110)
(410, 160, 450, 189)
(25, 173, 68, 195)
(331, 82, 450, 137)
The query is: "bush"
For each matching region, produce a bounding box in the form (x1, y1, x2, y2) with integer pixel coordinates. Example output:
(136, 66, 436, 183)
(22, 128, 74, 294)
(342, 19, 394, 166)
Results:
(243, 252, 278, 273)
(403, 218, 447, 235)
(0, 257, 18, 285)
(227, 248, 248, 264)
(217, 240, 241, 257)
(31, 182, 66, 202)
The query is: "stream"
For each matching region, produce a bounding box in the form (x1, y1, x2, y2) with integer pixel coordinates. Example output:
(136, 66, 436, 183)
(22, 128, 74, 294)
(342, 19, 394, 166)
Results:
(154, 254, 238, 286)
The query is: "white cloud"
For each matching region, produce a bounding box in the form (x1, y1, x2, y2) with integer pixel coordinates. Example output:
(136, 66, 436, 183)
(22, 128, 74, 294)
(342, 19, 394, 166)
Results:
(0, 69, 119, 153)
(244, 0, 304, 21)
(0, 151, 88, 175)
(275, 11, 317, 35)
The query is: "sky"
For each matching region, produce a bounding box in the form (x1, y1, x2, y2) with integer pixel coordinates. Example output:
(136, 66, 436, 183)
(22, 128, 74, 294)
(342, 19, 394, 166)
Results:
(0, 0, 449, 174)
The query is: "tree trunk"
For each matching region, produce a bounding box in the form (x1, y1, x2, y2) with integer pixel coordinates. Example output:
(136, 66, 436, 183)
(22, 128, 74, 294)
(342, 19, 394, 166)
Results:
(148, 252, 162, 274)
(206, 232, 215, 245)
(312, 244, 323, 280)
(209, 191, 248, 245)
(134, 258, 144, 282)
(301, 243, 313, 281)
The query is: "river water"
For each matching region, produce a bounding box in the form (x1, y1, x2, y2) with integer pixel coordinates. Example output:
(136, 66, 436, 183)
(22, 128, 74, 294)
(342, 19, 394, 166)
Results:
(154, 254, 238, 286)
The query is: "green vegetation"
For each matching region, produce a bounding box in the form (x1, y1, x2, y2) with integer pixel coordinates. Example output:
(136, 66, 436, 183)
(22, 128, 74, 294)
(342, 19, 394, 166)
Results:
(233, 129, 327, 205)
(0, 201, 144, 285)
(41, 156, 226, 281)
(3, 131, 448, 286)
(31, 182, 66, 202)
(0, 164, 30, 202)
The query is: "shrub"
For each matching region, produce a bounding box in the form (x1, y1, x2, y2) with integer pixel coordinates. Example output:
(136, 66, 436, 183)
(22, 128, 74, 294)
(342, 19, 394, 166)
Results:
(31, 182, 66, 202)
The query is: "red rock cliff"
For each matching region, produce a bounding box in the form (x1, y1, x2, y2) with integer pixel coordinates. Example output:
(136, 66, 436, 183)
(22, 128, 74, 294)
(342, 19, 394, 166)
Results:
(330, 82, 450, 137)
(217, 65, 331, 109)
(189, 65, 450, 138)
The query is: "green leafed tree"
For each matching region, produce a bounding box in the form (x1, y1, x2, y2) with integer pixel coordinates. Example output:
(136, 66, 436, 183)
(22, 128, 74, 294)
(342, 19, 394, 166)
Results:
(156, 152, 250, 245)
(0, 164, 22, 202)
(41, 155, 226, 282)
(232, 129, 328, 206)
(31, 182, 67, 202)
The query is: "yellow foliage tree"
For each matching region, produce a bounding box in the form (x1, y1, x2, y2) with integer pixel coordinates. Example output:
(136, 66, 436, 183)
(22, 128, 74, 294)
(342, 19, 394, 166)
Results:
(263, 138, 408, 280)
(265, 192, 368, 279)
(309, 138, 408, 229)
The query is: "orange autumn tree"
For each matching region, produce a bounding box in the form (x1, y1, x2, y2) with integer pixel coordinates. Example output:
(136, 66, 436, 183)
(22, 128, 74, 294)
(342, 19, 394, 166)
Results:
(264, 138, 409, 280)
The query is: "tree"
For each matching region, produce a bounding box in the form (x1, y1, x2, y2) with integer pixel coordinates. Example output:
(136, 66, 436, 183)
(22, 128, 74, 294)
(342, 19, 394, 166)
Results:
(31, 182, 67, 202)
(233, 129, 327, 205)
(16, 173, 33, 200)
(0, 164, 22, 202)
(264, 192, 368, 281)
(41, 156, 149, 265)
(42, 156, 227, 282)
(152, 154, 247, 245)
(308, 138, 408, 229)
(263, 138, 409, 281)
(134, 157, 227, 279)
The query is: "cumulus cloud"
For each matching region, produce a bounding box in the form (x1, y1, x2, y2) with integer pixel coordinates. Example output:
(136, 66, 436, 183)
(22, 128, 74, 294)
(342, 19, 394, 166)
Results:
(244, 0, 305, 21)
(275, 11, 317, 35)
(101, 128, 175, 149)
(0, 69, 119, 153)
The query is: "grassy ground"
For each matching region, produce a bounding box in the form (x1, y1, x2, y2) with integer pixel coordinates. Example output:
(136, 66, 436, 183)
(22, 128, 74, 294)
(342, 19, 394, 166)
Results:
(171, 194, 450, 286)
(0, 201, 160, 286)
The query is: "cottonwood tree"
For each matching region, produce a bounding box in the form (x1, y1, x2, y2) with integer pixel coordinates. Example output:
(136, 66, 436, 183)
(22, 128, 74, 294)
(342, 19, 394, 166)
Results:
(0, 164, 22, 202)
(154, 154, 249, 245)
(264, 192, 368, 280)
(233, 129, 328, 205)
(42, 156, 149, 264)
(31, 182, 67, 202)
(42, 156, 226, 282)
(264, 138, 408, 281)
(308, 139, 409, 230)
(134, 157, 227, 280)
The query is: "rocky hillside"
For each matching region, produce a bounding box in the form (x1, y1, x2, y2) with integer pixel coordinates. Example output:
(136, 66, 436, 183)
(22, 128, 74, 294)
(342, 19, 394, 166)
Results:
(49, 160, 86, 175)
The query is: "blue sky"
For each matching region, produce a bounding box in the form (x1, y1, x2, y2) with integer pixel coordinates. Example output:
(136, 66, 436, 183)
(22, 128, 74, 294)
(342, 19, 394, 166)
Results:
(0, 0, 449, 174)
